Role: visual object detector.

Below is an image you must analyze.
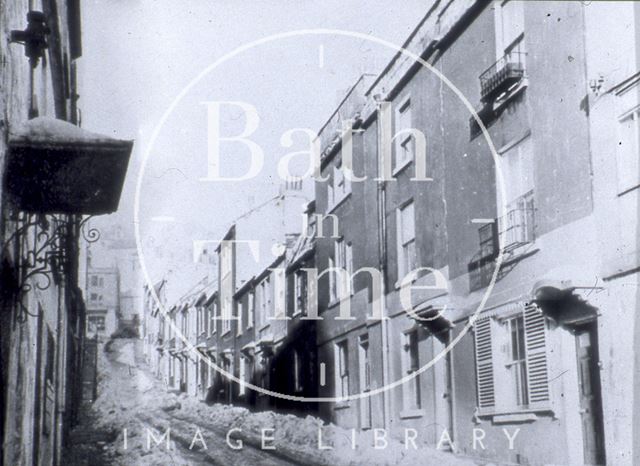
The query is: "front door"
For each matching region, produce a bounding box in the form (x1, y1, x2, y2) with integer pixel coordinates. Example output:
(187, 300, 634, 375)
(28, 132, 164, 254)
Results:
(180, 358, 187, 392)
(574, 322, 606, 465)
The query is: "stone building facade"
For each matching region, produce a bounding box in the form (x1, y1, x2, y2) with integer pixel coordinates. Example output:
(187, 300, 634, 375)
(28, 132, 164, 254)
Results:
(0, 2, 131, 465)
(84, 266, 119, 338)
(140, 2, 640, 465)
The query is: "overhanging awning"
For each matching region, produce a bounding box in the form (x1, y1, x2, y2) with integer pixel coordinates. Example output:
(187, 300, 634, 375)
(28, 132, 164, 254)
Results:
(241, 342, 256, 356)
(6, 117, 132, 215)
(195, 292, 207, 307)
(530, 266, 601, 324)
(531, 265, 602, 301)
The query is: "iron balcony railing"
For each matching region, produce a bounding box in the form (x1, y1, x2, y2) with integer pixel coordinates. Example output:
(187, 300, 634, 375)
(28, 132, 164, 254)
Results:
(480, 50, 526, 103)
(468, 192, 535, 291)
(468, 222, 498, 292)
(497, 191, 535, 252)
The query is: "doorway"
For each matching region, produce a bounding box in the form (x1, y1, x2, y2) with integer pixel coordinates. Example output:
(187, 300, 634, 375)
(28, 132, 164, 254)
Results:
(574, 321, 606, 465)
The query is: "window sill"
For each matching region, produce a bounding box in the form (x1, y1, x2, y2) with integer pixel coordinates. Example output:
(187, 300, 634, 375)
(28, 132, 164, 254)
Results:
(491, 412, 538, 424)
(475, 405, 552, 423)
(392, 158, 413, 177)
(334, 402, 351, 410)
(327, 192, 352, 214)
(399, 409, 425, 420)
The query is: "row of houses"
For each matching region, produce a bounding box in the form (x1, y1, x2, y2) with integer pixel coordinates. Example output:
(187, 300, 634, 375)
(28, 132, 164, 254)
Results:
(141, 1, 640, 464)
(0, 1, 132, 465)
(142, 187, 316, 410)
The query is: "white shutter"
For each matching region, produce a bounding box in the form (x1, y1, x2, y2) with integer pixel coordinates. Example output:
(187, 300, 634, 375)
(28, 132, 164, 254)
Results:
(474, 317, 495, 409)
(524, 304, 550, 404)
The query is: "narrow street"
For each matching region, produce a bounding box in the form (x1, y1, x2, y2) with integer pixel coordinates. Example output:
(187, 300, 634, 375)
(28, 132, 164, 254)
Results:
(65, 339, 298, 466)
(65, 338, 474, 466)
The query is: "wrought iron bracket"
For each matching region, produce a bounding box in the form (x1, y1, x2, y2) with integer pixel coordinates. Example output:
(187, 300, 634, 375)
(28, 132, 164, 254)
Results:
(2, 213, 69, 321)
(79, 215, 100, 243)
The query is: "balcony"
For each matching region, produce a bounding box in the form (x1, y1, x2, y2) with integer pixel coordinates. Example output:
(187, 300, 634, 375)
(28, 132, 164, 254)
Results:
(497, 191, 535, 253)
(468, 222, 498, 292)
(480, 51, 525, 103)
(468, 192, 535, 291)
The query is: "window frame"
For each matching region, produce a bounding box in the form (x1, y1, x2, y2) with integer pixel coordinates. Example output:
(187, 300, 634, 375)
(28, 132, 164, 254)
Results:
(293, 270, 307, 316)
(473, 303, 551, 418)
(616, 107, 640, 195)
(327, 157, 352, 212)
(236, 300, 244, 336)
(332, 237, 353, 302)
(88, 315, 106, 332)
(209, 300, 218, 337)
(328, 256, 337, 303)
(394, 95, 414, 171)
(335, 340, 350, 399)
(505, 315, 528, 407)
(257, 276, 272, 330)
(402, 330, 422, 412)
(247, 290, 255, 329)
(495, 0, 525, 58)
(396, 200, 416, 282)
(239, 356, 247, 396)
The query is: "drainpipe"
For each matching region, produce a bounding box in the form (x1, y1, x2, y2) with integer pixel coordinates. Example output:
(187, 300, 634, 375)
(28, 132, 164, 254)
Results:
(379, 186, 391, 430)
(53, 228, 66, 466)
(376, 101, 391, 430)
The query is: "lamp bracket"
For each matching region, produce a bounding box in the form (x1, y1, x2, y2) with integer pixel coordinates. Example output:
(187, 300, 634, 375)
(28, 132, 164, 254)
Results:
(10, 11, 50, 68)
(2, 212, 70, 322)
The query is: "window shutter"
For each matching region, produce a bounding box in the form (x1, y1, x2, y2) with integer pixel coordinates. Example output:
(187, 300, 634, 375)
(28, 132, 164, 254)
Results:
(524, 304, 550, 404)
(474, 317, 495, 409)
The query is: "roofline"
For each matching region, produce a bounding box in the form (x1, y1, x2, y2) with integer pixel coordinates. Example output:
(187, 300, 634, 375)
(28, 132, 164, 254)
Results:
(316, 73, 377, 138)
(364, 2, 441, 96)
(365, 0, 490, 100)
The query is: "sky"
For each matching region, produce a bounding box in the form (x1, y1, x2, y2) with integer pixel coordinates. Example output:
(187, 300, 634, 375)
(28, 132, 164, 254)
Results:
(79, 0, 429, 288)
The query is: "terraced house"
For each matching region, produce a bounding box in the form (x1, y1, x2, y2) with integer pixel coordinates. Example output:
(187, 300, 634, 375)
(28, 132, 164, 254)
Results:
(140, 1, 640, 465)
(312, 1, 640, 465)
(143, 186, 313, 408)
